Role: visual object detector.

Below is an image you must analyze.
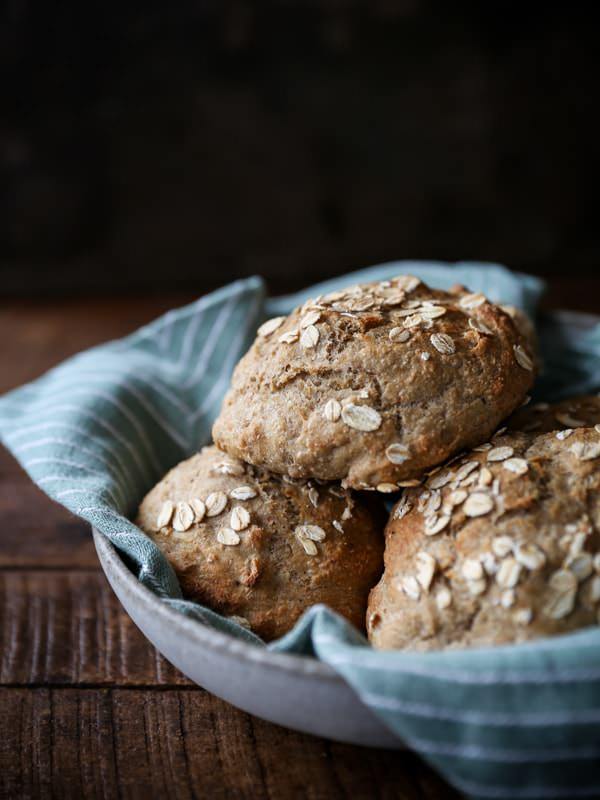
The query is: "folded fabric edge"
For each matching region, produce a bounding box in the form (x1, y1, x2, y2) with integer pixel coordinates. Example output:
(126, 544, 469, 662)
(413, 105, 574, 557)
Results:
(266, 260, 546, 316)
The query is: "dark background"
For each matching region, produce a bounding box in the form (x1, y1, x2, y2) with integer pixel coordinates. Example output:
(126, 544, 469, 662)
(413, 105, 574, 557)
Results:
(1, 1, 598, 298)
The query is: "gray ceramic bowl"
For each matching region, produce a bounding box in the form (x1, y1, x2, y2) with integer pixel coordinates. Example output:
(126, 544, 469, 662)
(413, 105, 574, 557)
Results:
(93, 310, 598, 747)
(93, 529, 400, 747)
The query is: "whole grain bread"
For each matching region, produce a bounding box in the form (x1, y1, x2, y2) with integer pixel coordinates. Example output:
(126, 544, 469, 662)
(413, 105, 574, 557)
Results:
(137, 446, 384, 640)
(508, 394, 600, 434)
(367, 427, 600, 650)
(213, 276, 535, 490)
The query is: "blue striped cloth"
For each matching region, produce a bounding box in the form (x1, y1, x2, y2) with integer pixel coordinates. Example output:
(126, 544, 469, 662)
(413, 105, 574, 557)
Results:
(2, 261, 600, 799)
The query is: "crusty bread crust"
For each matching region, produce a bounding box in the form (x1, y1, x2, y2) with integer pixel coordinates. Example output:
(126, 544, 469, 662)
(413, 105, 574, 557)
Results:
(368, 427, 600, 650)
(508, 394, 600, 434)
(137, 446, 384, 641)
(213, 276, 535, 490)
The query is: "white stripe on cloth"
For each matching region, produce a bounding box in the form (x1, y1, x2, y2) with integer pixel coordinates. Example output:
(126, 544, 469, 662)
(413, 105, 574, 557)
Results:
(13, 437, 129, 485)
(74, 504, 127, 519)
(129, 279, 257, 346)
(1, 403, 154, 486)
(176, 310, 205, 369)
(159, 309, 176, 355)
(24, 457, 107, 476)
(314, 634, 600, 684)
(400, 735, 600, 762)
(448, 773, 600, 799)
(12, 385, 186, 457)
(45, 368, 195, 417)
(23, 458, 124, 508)
(102, 379, 189, 450)
(360, 690, 600, 726)
(37, 388, 161, 473)
(54, 487, 121, 507)
(181, 293, 241, 389)
(188, 291, 263, 419)
(4, 422, 139, 498)
(39, 475, 111, 487)
(123, 292, 221, 347)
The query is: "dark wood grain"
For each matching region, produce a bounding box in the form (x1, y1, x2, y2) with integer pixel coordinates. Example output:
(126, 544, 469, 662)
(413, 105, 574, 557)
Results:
(0, 688, 452, 800)
(0, 296, 195, 394)
(0, 472, 96, 568)
(0, 571, 189, 687)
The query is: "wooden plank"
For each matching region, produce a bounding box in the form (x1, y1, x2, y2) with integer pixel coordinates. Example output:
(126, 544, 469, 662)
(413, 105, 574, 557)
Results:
(51, 689, 120, 800)
(0, 296, 195, 394)
(0, 688, 456, 799)
(0, 571, 190, 686)
(0, 689, 53, 800)
(0, 688, 120, 800)
(0, 466, 97, 568)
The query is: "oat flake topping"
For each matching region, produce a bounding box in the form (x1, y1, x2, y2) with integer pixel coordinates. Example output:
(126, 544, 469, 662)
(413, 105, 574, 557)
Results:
(389, 327, 410, 343)
(543, 569, 577, 619)
(513, 344, 534, 371)
(503, 457, 529, 475)
(295, 524, 326, 542)
(386, 443, 410, 464)
(469, 317, 493, 335)
(190, 498, 206, 522)
(570, 440, 600, 461)
(205, 491, 228, 517)
(435, 586, 452, 609)
(300, 324, 320, 349)
(487, 446, 514, 462)
(430, 332, 456, 355)
(460, 292, 486, 309)
(173, 501, 194, 532)
(463, 492, 494, 517)
(300, 310, 321, 329)
(341, 403, 382, 432)
(258, 316, 285, 337)
(424, 514, 451, 535)
(230, 505, 251, 531)
(401, 576, 421, 600)
(323, 398, 342, 422)
(496, 557, 522, 589)
(377, 483, 398, 493)
(217, 527, 241, 546)
(156, 500, 174, 529)
(492, 535, 514, 558)
(279, 330, 299, 344)
(230, 485, 257, 501)
(415, 552, 436, 591)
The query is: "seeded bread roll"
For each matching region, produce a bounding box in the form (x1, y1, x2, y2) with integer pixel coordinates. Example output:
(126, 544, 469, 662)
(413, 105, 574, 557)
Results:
(500, 304, 538, 364)
(136, 446, 384, 641)
(213, 276, 535, 491)
(508, 394, 600, 434)
(367, 427, 600, 651)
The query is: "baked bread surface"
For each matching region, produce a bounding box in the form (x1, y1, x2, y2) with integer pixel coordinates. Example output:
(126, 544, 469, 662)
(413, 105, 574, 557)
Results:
(367, 427, 600, 650)
(508, 394, 600, 434)
(213, 276, 535, 490)
(137, 446, 384, 640)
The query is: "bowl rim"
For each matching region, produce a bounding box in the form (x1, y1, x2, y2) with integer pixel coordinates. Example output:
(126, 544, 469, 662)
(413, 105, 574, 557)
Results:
(93, 528, 344, 682)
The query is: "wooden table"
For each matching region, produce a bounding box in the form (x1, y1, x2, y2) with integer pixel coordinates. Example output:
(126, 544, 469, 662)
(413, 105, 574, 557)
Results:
(1, 284, 597, 799)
